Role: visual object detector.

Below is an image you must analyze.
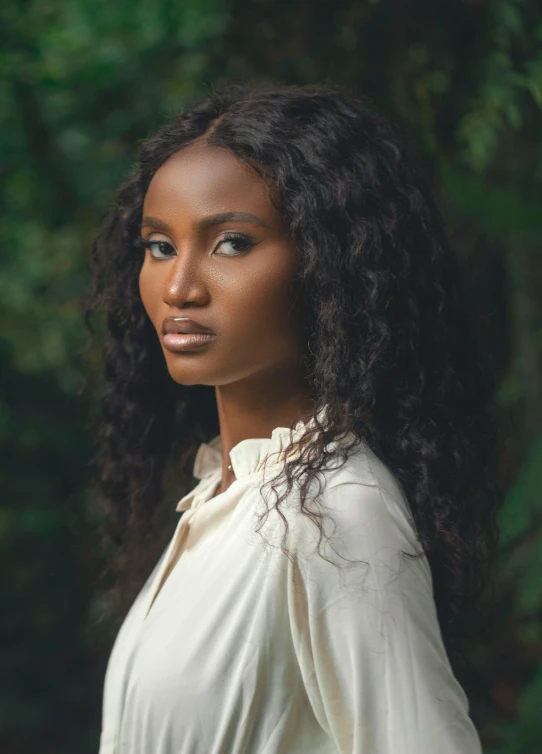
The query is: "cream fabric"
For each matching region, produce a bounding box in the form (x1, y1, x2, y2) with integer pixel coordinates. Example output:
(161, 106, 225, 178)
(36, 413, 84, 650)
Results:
(98, 408, 482, 754)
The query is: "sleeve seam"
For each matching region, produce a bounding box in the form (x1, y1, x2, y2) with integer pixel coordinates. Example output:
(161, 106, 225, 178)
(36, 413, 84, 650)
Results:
(323, 480, 406, 512)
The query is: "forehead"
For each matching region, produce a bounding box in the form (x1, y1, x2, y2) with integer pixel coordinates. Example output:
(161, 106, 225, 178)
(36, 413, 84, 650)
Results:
(143, 139, 275, 218)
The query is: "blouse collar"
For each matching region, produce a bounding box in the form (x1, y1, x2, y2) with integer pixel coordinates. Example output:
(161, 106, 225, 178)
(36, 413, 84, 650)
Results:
(176, 404, 332, 512)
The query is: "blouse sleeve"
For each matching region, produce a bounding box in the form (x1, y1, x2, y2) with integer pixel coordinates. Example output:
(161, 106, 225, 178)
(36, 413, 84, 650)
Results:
(286, 481, 483, 754)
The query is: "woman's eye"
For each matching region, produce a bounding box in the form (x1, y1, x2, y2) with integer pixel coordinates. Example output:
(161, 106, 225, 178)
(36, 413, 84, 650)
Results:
(213, 234, 255, 256)
(136, 233, 255, 260)
(145, 240, 175, 260)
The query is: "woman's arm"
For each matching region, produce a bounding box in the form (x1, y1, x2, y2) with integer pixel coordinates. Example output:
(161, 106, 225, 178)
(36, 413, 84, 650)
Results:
(287, 481, 483, 754)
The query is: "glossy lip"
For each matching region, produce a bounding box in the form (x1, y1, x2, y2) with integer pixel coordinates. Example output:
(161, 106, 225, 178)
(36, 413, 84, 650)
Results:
(161, 316, 215, 336)
(163, 332, 216, 352)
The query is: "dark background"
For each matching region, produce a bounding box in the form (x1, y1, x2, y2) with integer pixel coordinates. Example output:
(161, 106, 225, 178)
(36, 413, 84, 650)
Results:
(1, 1, 541, 752)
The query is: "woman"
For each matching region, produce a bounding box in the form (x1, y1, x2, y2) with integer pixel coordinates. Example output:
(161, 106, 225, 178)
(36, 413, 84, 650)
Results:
(86, 80, 501, 753)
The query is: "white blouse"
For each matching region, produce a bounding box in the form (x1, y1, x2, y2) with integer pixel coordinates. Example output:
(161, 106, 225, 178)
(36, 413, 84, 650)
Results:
(98, 409, 483, 754)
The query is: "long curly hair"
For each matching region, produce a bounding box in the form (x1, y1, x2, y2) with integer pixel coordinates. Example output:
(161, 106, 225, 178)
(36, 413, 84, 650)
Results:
(84, 79, 504, 665)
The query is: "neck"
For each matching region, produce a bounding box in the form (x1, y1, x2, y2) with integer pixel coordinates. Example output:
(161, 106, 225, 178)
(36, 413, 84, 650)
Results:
(213, 366, 315, 491)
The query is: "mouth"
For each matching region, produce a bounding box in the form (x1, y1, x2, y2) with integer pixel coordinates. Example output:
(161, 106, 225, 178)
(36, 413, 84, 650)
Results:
(161, 315, 216, 352)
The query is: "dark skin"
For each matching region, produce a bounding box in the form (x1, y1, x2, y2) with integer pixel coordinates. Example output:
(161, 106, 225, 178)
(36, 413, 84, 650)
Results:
(139, 137, 314, 495)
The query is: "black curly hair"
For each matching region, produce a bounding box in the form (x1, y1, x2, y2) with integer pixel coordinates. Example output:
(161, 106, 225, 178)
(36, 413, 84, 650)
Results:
(84, 79, 504, 666)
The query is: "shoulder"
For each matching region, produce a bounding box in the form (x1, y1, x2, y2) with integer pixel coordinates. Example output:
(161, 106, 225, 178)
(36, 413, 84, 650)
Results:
(291, 439, 427, 586)
(319, 439, 416, 532)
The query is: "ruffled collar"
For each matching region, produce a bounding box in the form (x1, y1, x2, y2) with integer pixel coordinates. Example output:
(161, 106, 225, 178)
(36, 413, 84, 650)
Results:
(176, 404, 332, 512)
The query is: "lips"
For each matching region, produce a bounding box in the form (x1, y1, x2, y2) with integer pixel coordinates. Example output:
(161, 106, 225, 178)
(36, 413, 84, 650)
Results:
(162, 318, 216, 354)
(162, 317, 215, 335)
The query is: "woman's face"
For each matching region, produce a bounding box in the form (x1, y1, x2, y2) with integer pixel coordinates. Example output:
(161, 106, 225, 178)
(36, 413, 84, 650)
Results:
(139, 138, 306, 390)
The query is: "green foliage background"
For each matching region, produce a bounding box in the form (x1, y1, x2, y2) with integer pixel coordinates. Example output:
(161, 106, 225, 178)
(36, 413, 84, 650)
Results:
(1, 0, 541, 752)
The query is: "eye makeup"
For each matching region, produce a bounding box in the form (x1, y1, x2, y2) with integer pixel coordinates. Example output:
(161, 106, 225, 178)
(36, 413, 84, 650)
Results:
(134, 232, 257, 259)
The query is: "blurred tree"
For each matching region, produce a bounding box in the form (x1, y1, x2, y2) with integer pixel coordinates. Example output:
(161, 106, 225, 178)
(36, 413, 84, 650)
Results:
(0, 0, 540, 751)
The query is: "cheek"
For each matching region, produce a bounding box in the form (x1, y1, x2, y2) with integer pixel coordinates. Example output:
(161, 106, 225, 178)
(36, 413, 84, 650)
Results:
(138, 260, 161, 325)
(222, 259, 300, 347)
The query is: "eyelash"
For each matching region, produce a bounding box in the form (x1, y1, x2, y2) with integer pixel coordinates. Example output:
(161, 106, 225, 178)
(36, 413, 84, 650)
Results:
(134, 233, 256, 259)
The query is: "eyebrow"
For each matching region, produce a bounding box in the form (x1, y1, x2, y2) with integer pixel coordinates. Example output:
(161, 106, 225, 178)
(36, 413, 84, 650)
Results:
(141, 212, 269, 232)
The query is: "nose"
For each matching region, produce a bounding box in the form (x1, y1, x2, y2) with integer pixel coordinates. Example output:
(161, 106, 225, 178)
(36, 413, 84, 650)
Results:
(162, 249, 208, 308)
